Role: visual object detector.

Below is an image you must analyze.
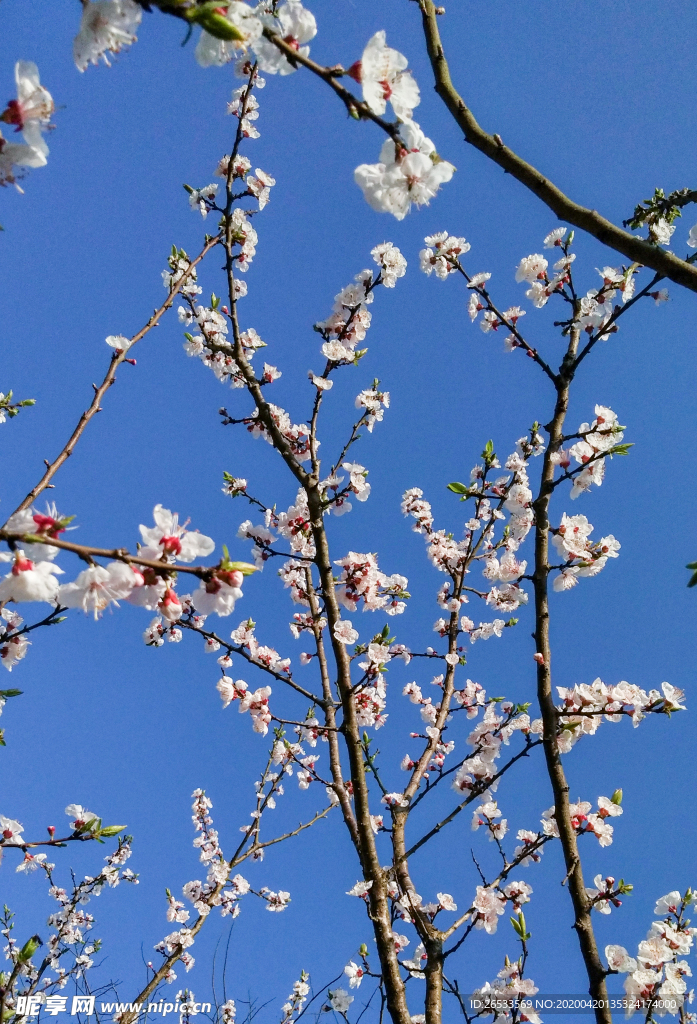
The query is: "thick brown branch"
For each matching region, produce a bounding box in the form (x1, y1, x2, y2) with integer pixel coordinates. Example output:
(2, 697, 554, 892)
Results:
(0, 531, 217, 579)
(305, 569, 360, 847)
(417, 0, 697, 294)
(531, 320, 611, 1024)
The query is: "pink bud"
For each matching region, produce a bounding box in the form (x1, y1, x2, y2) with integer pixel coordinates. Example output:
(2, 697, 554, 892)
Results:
(159, 588, 183, 622)
(12, 556, 34, 575)
(346, 60, 363, 83)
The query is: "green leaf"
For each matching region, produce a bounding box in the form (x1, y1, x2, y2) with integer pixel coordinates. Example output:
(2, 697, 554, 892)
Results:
(75, 817, 100, 835)
(608, 443, 634, 457)
(223, 560, 258, 576)
(446, 482, 468, 494)
(510, 911, 530, 940)
(18, 935, 42, 962)
(0, 690, 22, 699)
(183, 5, 245, 42)
(98, 825, 127, 838)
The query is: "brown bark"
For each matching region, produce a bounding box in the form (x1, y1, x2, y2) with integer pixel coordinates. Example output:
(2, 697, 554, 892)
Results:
(531, 322, 611, 1024)
(418, 0, 697, 295)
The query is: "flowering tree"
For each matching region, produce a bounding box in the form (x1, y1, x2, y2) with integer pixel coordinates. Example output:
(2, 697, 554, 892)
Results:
(1, 5, 696, 1024)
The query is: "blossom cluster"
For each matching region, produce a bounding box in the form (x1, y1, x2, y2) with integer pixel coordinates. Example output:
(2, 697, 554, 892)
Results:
(182, 306, 270, 391)
(355, 121, 455, 220)
(472, 959, 541, 1024)
(555, 678, 685, 750)
(606, 890, 696, 1016)
(155, 790, 259, 979)
(470, 882, 532, 936)
(68, 3, 457, 220)
(551, 512, 620, 592)
(402, 439, 537, 578)
(218, 676, 272, 735)
(335, 551, 408, 616)
(550, 404, 627, 502)
(401, 678, 456, 774)
(541, 795, 622, 848)
(314, 253, 391, 365)
(239, 488, 314, 567)
(452, 703, 532, 791)
(0, 501, 253, 684)
(0, 503, 226, 621)
(419, 232, 471, 279)
(3, 828, 136, 1012)
(279, 971, 310, 1024)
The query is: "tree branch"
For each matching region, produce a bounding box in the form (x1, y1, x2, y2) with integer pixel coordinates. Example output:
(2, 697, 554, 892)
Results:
(5, 235, 221, 522)
(417, 0, 697, 294)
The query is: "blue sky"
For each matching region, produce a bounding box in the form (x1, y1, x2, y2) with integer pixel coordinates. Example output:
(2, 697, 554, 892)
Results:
(1, 0, 697, 1015)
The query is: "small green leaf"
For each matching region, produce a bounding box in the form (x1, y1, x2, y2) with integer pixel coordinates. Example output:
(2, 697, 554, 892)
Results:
(223, 560, 257, 576)
(608, 443, 634, 457)
(75, 817, 100, 835)
(18, 935, 42, 962)
(183, 5, 245, 42)
(98, 825, 127, 838)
